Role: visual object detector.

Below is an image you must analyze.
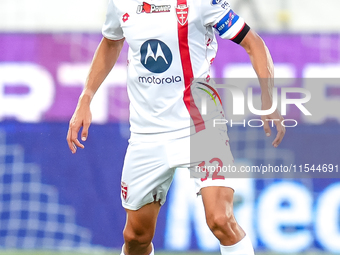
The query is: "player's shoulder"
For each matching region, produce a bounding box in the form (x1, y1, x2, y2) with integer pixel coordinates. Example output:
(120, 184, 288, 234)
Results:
(199, 0, 231, 10)
(195, 0, 232, 25)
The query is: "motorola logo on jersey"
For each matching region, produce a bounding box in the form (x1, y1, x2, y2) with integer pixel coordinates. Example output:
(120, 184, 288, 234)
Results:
(139, 40, 180, 84)
(140, 39, 173, 73)
(138, 75, 181, 85)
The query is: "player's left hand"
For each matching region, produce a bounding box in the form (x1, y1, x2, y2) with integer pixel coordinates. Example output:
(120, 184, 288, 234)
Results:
(261, 109, 286, 148)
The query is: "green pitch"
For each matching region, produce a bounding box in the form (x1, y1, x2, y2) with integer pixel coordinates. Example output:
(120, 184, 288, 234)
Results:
(0, 251, 332, 255)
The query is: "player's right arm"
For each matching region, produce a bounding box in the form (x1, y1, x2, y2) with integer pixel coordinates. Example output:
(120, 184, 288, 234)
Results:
(66, 37, 125, 154)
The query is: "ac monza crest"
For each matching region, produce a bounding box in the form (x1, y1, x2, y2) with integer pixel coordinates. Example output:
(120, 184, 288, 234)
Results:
(176, 4, 189, 26)
(121, 182, 128, 200)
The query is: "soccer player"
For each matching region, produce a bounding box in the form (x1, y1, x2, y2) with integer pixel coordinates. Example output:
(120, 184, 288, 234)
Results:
(67, 1, 285, 255)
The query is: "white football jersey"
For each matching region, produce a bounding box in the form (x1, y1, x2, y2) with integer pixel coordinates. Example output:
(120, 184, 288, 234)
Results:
(102, 0, 247, 135)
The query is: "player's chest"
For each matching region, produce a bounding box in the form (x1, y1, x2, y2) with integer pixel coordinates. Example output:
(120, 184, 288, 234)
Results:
(115, 0, 199, 42)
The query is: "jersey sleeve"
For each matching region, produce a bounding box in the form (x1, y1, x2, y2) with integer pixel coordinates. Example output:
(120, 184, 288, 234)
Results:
(102, 0, 124, 40)
(201, 0, 250, 44)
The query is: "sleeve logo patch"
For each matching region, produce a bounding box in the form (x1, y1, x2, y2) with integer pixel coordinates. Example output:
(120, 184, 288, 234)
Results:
(211, 0, 222, 4)
(213, 9, 239, 36)
(211, 0, 230, 9)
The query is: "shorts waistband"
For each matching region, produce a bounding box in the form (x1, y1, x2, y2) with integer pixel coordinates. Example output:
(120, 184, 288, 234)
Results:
(130, 127, 191, 142)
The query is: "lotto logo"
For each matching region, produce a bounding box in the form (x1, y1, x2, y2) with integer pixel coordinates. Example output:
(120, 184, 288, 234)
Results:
(122, 13, 129, 22)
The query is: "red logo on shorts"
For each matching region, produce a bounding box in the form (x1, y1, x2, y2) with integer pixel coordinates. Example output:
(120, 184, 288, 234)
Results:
(121, 182, 128, 200)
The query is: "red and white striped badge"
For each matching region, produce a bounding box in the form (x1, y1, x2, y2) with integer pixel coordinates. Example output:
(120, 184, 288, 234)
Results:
(121, 182, 128, 200)
(176, 4, 189, 26)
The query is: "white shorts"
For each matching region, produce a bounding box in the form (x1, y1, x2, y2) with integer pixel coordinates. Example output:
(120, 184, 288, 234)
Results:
(120, 123, 235, 210)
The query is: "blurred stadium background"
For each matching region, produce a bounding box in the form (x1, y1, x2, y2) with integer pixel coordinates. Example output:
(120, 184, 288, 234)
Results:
(0, 0, 340, 254)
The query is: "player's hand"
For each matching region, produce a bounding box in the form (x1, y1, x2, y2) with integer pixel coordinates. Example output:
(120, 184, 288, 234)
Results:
(66, 104, 92, 154)
(261, 108, 286, 148)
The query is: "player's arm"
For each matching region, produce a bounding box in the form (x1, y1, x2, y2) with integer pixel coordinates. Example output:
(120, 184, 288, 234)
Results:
(66, 37, 125, 153)
(240, 30, 285, 147)
(239, 29, 285, 147)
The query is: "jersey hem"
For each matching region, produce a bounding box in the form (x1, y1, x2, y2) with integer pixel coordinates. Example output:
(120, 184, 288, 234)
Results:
(130, 127, 192, 142)
(102, 33, 125, 41)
